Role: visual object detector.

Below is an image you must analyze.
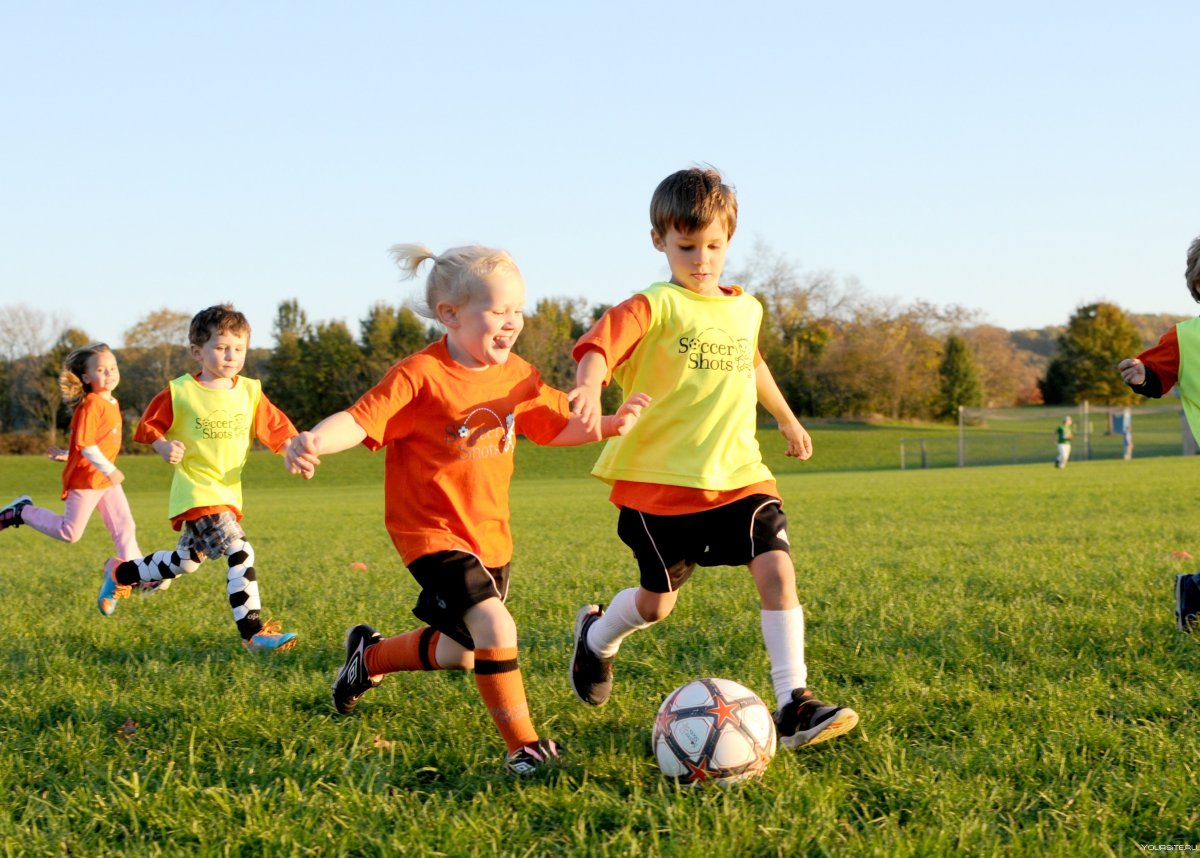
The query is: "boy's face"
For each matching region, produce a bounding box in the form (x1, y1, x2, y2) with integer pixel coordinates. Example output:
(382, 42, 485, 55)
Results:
(651, 221, 731, 296)
(191, 328, 249, 383)
(439, 268, 526, 370)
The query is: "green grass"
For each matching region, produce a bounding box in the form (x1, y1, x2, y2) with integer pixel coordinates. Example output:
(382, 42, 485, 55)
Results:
(2, 445, 1199, 855)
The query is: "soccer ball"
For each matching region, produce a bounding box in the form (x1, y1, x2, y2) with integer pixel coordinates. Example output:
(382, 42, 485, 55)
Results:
(651, 677, 777, 786)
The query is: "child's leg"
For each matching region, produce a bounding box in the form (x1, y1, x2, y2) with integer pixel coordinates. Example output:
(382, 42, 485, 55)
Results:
(222, 537, 264, 640)
(463, 597, 540, 753)
(112, 537, 204, 586)
(93, 485, 141, 560)
(20, 488, 105, 544)
(586, 587, 669, 658)
(749, 549, 807, 709)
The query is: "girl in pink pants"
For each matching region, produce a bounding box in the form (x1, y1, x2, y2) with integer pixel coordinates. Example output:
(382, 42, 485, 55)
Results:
(0, 344, 168, 595)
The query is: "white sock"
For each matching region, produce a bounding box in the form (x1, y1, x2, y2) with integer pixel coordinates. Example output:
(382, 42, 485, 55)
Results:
(762, 606, 806, 710)
(589, 587, 653, 659)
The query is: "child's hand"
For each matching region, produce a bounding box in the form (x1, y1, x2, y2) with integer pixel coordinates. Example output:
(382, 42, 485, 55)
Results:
(286, 432, 320, 479)
(45, 446, 68, 462)
(567, 383, 604, 435)
(1118, 358, 1146, 386)
(612, 392, 651, 436)
(780, 419, 813, 460)
(108, 468, 125, 486)
(153, 438, 186, 465)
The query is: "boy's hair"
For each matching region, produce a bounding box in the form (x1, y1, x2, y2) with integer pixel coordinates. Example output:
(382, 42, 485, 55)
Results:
(1187, 234, 1200, 303)
(389, 243, 519, 319)
(59, 342, 112, 408)
(189, 304, 251, 347)
(650, 166, 738, 240)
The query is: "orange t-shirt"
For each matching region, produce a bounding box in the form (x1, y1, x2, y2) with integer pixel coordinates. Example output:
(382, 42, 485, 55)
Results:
(347, 337, 572, 568)
(60, 393, 124, 498)
(572, 291, 778, 515)
(135, 375, 297, 527)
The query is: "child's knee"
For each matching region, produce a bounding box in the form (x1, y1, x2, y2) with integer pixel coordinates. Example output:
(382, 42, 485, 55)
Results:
(636, 588, 676, 623)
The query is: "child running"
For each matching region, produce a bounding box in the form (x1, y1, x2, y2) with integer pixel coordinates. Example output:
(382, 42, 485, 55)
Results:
(285, 243, 647, 775)
(1118, 232, 1200, 632)
(568, 166, 859, 750)
(0, 344, 165, 595)
(97, 304, 298, 653)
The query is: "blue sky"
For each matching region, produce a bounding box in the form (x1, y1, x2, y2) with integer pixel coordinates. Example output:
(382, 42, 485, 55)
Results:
(3, 2, 1197, 347)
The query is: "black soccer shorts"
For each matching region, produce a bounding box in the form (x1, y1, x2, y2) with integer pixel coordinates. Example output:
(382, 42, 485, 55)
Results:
(407, 550, 511, 650)
(616, 493, 790, 593)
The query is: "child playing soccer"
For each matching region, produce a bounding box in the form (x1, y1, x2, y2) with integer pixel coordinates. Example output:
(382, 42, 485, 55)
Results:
(96, 304, 298, 652)
(285, 243, 647, 775)
(0, 344, 165, 595)
(567, 166, 859, 750)
(1118, 232, 1200, 632)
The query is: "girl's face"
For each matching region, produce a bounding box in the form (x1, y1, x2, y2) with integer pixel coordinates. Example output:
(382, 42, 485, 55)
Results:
(83, 350, 120, 395)
(439, 268, 526, 370)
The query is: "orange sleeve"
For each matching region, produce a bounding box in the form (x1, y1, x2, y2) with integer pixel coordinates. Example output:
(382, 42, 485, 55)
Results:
(514, 373, 573, 445)
(254, 392, 299, 453)
(134, 389, 174, 445)
(346, 361, 418, 451)
(571, 294, 652, 382)
(1138, 327, 1180, 392)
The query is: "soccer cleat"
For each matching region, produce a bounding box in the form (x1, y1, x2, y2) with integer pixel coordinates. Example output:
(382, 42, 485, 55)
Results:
(570, 604, 614, 706)
(96, 557, 132, 616)
(242, 619, 298, 653)
(1176, 573, 1200, 633)
(774, 688, 859, 749)
(0, 495, 32, 531)
(332, 624, 384, 714)
(504, 738, 562, 776)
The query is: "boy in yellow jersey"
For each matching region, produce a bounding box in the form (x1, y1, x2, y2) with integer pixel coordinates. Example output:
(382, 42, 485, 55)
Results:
(568, 167, 858, 749)
(96, 304, 299, 652)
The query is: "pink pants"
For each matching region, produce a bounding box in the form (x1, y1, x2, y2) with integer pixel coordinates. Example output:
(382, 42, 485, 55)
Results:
(21, 486, 142, 561)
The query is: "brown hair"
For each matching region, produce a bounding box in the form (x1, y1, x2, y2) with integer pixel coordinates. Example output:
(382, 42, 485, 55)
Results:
(189, 304, 251, 347)
(650, 166, 738, 240)
(1187, 234, 1200, 303)
(58, 343, 112, 408)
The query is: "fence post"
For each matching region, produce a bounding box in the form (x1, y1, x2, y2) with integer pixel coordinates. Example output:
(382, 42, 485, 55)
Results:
(957, 406, 965, 467)
(921, 440, 928, 469)
(900, 440, 906, 470)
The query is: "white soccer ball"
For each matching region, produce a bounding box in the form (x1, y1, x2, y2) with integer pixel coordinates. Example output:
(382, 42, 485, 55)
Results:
(651, 677, 777, 786)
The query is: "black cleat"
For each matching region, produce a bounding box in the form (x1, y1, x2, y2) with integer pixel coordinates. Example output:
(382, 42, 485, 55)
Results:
(332, 624, 384, 714)
(774, 688, 859, 749)
(505, 738, 562, 775)
(570, 604, 614, 706)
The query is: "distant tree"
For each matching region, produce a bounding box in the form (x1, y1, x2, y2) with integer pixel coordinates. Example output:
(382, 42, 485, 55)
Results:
(937, 335, 983, 420)
(1039, 302, 1141, 406)
(515, 297, 587, 393)
(119, 308, 192, 414)
(360, 303, 435, 381)
(295, 321, 363, 428)
(963, 325, 1027, 407)
(266, 300, 312, 425)
(13, 328, 91, 443)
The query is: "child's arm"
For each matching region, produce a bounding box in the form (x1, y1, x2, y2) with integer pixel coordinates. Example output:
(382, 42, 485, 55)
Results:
(151, 437, 186, 464)
(568, 349, 609, 435)
(45, 446, 68, 462)
(755, 361, 813, 460)
(285, 412, 368, 478)
(546, 392, 651, 446)
(80, 445, 124, 485)
(135, 389, 186, 464)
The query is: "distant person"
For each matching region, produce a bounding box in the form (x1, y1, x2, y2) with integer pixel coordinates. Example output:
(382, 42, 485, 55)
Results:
(0, 344, 167, 594)
(96, 304, 298, 653)
(1055, 416, 1073, 468)
(567, 166, 858, 750)
(285, 243, 647, 775)
(1118, 232, 1200, 631)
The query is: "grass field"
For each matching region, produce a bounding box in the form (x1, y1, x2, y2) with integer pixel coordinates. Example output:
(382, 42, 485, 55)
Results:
(2, 434, 1199, 856)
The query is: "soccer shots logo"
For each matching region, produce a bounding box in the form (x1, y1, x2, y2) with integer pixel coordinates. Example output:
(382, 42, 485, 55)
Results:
(193, 410, 249, 441)
(677, 328, 754, 376)
(445, 408, 516, 461)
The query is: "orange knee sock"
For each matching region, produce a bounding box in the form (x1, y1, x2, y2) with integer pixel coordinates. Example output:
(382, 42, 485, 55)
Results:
(474, 646, 538, 752)
(364, 627, 441, 675)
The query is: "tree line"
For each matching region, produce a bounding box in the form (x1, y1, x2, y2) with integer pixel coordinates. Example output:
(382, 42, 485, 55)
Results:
(0, 247, 1162, 452)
